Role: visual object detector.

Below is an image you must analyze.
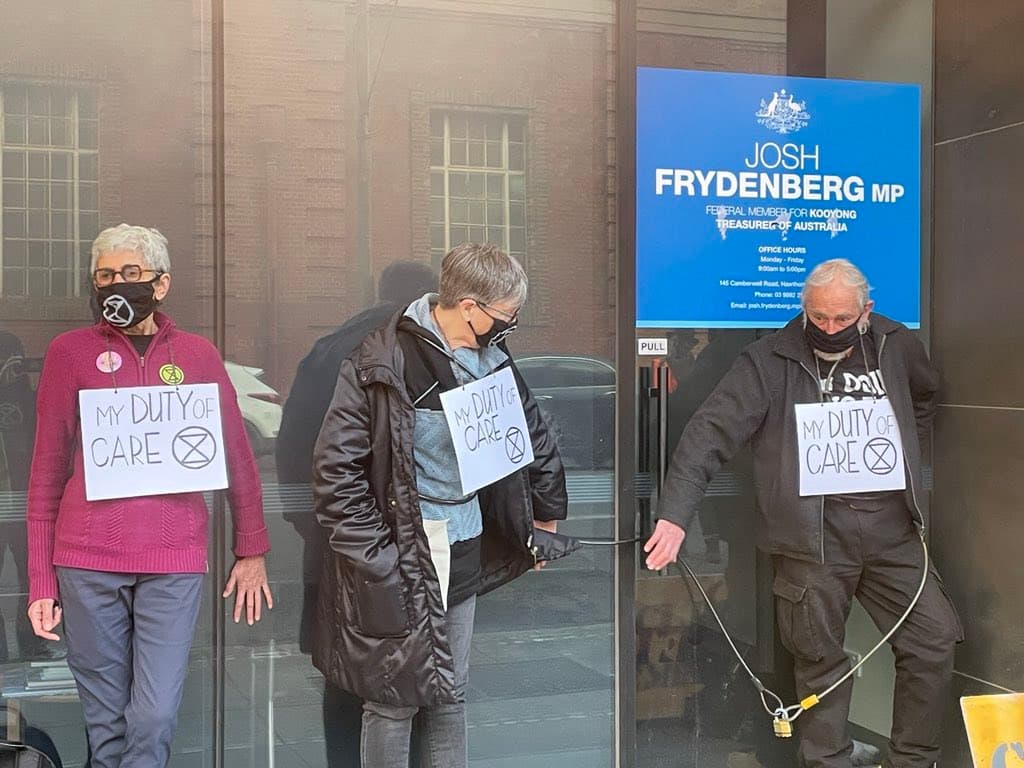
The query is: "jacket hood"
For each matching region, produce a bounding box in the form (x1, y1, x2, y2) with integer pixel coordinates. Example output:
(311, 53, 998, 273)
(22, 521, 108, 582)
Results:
(354, 296, 510, 389)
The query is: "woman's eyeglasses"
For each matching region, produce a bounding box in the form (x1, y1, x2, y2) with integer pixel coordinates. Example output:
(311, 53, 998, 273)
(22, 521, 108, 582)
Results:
(92, 265, 162, 287)
(476, 300, 519, 324)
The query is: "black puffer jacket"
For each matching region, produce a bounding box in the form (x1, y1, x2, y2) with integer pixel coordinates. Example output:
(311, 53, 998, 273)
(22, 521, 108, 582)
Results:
(310, 310, 567, 707)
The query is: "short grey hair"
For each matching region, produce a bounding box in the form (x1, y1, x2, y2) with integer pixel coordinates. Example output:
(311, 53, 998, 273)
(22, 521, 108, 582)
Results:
(90, 224, 171, 274)
(438, 242, 528, 309)
(801, 258, 870, 312)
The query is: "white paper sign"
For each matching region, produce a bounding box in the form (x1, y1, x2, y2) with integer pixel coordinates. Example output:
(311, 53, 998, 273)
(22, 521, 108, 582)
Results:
(439, 367, 534, 495)
(79, 383, 228, 501)
(795, 397, 906, 497)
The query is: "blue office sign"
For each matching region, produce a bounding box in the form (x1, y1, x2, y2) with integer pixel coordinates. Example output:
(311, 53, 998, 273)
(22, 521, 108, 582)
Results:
(636, 67, 921, 329)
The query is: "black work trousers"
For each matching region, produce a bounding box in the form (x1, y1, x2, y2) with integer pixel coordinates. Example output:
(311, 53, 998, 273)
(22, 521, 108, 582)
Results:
(772, 495, 962, 768)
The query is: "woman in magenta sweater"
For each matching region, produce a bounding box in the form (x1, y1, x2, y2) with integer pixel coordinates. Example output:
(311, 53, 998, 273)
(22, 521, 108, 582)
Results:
(26, 224, 273, 768)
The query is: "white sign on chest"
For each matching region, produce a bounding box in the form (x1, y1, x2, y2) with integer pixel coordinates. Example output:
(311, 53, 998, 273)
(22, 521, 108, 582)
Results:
(439, 367, 534, 495)
(794, 397, 906, 496)
(79, 383, 228, 501)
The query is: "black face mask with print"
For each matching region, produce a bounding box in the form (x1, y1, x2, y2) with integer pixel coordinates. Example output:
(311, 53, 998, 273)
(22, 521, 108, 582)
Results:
(469, 315, 518, 348)
(94, 280, 159, 329)
(804, 317, 863, 354)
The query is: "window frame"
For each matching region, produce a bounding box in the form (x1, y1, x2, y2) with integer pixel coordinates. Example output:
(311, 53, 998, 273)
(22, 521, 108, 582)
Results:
(429, 109, 527, 270)
(0, 81, 100, 299)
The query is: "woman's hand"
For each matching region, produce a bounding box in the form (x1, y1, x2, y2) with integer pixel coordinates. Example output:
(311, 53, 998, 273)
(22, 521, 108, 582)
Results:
(28, 599, 62, 641)
(222, 555, 274, 625)
(533, 518, 558, 570)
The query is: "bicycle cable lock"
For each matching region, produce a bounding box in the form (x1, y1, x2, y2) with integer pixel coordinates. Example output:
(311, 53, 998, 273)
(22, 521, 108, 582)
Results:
(576, 532, 930, 739)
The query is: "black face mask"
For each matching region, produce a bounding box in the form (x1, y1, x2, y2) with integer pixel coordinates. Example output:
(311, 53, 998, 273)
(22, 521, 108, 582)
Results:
(804, 316, 863, 354)
(469, 314, 518, 348)
(94, 280, 159, 329)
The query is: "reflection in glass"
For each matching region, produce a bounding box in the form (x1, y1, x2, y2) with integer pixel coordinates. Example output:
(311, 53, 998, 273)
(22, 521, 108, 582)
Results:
(633, 4, 793, 766)
(4, 0, 619, 764)
(2, 84, 99, 298)
(2, 3, 214, 766)
(222, 0, 618, 764)
(431, 112, 527, 269)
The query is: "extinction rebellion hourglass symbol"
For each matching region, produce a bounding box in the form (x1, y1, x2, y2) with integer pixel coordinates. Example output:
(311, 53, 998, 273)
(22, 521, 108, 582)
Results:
(504, 427, 527, 464)
(172, 426, 217, 469)
(863, 437, 897, 475)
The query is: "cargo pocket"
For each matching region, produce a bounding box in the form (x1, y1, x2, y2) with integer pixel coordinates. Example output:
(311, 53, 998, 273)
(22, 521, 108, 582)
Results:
(353, 574, 411, 638)
(931, 569, 965, 643)
(773, 575, 824, 662)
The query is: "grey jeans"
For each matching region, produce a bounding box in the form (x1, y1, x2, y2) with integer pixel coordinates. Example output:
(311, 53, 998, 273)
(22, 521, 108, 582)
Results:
(361, 595, 476, 768)
(57, 567, 203, 768)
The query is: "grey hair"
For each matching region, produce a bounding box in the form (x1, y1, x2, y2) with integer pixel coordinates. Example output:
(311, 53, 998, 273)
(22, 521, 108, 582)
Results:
(800, 258, 870, 312)
(438, 242, 528, 309)
(90, 224, 171, 274)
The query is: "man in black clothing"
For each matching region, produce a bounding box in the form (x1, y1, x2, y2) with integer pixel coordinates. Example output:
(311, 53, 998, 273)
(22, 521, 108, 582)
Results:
(276, 261, 438, 485)
(646, 259, 961, 768)
(276, 260, 436, 768)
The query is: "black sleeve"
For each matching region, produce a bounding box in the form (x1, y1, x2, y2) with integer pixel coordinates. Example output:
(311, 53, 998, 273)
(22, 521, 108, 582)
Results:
(904, 330, 940, 450)
(276, 347, 339, 487)
(658, 349, 770, 530)
(509, 361, 568, 523)
(312, 358, 398, 580)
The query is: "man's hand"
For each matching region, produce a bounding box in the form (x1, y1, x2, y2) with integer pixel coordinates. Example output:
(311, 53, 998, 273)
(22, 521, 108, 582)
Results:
(644, 519, 686, 570)
(28, 599, 62, 641)
(223, 555, 274, 625)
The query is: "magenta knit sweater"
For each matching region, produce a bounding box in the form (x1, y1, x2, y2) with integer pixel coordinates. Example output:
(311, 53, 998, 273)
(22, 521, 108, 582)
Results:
(27, 314, 270, 604)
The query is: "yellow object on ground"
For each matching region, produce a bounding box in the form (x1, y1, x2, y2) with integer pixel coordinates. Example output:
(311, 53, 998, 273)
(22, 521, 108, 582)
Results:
(961, 693, 1024, 768)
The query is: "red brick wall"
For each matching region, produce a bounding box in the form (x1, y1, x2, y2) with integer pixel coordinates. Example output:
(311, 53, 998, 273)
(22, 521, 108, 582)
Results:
(638, 31, 784, 74)
(1, 2, 785, 396)
(0, 0, 196, 361)
(221, 5, 619, 395)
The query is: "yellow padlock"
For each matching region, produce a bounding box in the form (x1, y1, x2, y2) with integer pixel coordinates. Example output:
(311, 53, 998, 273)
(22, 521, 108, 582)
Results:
(773, 717, 793, 739)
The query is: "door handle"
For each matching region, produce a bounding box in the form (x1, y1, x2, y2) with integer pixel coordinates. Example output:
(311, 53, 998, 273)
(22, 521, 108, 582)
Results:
(656, 363, 668, 491)
(637, 366, 656, 538)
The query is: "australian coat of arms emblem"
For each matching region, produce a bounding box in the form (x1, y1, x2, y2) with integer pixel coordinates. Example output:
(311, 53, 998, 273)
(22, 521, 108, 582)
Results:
(756, 88, 810, 134)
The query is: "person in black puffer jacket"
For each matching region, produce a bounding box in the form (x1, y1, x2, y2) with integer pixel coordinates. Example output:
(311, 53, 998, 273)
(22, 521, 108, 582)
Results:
(312, 243, 567, 768)
(276, 260, 436, 768)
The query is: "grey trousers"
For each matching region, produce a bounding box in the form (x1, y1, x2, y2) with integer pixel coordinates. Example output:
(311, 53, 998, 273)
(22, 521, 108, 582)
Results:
(773, 496, 963, 768)
(361, 595, 476, 768)
(57, 567, 203, 768)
